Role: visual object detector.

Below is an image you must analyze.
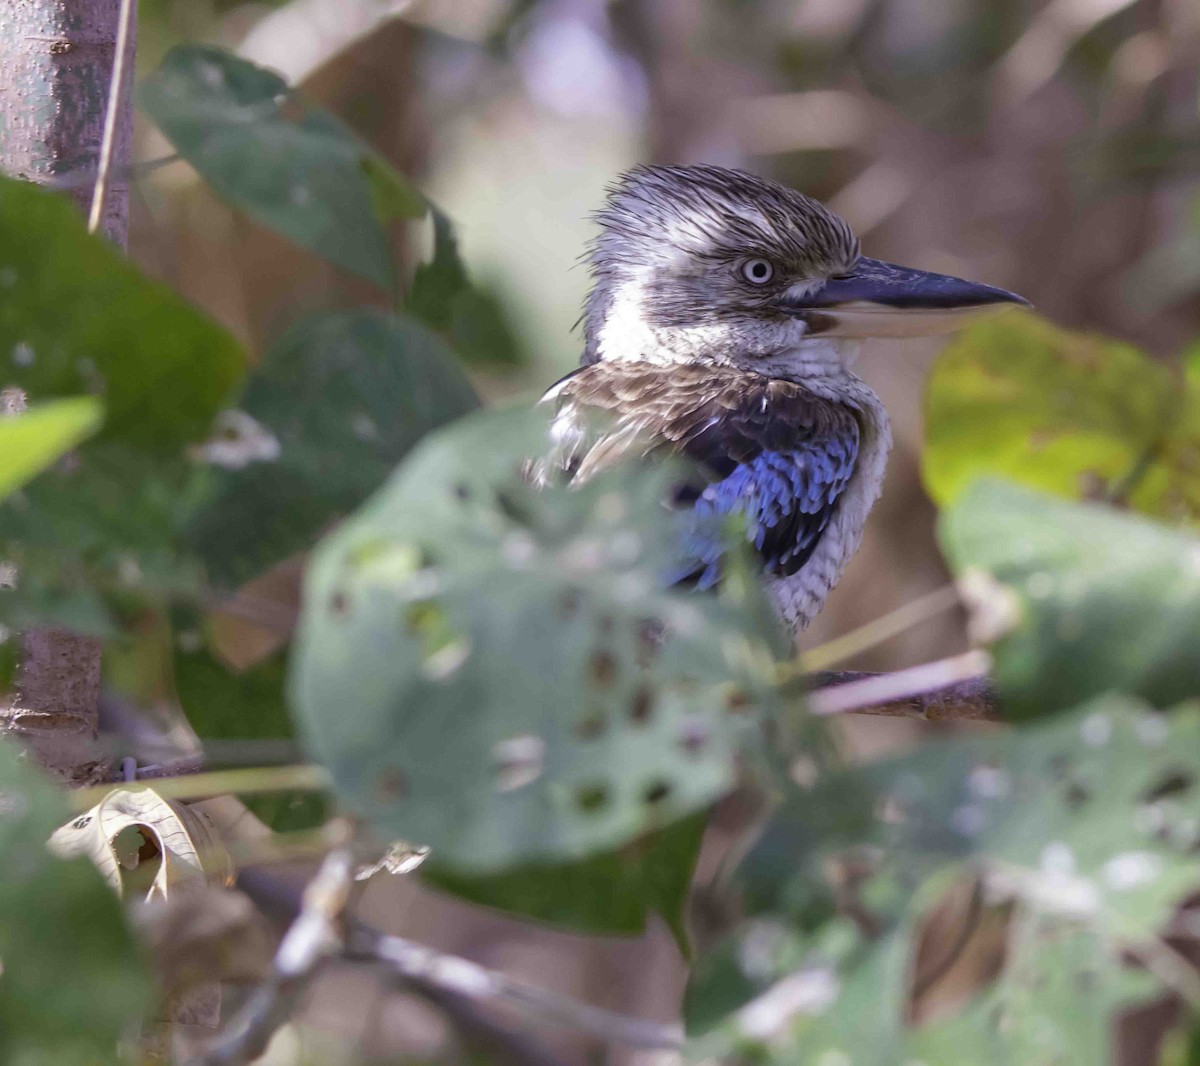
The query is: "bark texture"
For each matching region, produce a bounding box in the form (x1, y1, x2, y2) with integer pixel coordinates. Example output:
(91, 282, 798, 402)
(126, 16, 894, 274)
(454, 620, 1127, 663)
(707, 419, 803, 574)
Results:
(0, 0, 134, 240)
(0, 0, 137, 785)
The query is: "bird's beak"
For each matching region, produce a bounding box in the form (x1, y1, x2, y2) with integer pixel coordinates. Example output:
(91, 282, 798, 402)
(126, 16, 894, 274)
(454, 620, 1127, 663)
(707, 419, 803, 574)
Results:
(777, 256, 1031, 339)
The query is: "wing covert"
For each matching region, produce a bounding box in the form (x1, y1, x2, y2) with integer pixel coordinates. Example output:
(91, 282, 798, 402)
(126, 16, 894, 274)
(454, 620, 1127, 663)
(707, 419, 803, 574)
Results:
(537, 361, 862, 584)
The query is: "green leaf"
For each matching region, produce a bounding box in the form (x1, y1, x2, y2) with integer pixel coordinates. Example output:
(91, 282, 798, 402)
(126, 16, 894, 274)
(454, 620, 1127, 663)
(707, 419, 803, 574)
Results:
(0, 177, 244, 448)
(761, 929, 913, 1065)
(0, 737, 149, 1063)
(699, 695, 1196, 1063)
(0, 397, 103, 500)
(1, 444, 207, 633)
(140, 45, 425, 289)
(702, 918, 1156, 1066)
(758, 695, 1200, 939)
(289, 406, 783, 879)
(685, 910, 853, 1037)
(362, 155, 426, 225)
(409, 209, 523, 367)
(425, 812, 707, 946)
(923, 311, 1200, 522)
(0, 179, 244, 628)
(189, 310, 480, 587)
(688, 924, 913, 1065)
(940, 479, 1200, 717)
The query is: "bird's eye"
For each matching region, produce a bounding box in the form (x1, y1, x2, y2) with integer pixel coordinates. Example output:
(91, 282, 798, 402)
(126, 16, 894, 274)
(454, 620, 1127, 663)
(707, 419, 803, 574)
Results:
(741, 258, 775, 285)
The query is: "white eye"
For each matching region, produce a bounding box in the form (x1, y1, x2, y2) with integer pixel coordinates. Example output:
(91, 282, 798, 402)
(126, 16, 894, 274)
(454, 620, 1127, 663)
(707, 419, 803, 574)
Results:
(741, 258, 774, 285)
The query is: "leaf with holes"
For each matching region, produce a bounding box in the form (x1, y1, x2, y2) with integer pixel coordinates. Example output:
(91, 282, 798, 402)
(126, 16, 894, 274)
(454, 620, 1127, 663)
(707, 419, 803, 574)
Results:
(906, 921, 1156, 1066)
(0, 738, 150, 1063)
(693, 696, 1197, 1062)
(940, 479, 1200, 717)
(140, 45, 425, 290)
(188, 310, 479, 587)
(749, 695, 1200, 938)
(289, 406, 784, 886)
(0, 397, 102, 501)
(923, 311, 1200, 522)
(694, 920, 1156, 1066)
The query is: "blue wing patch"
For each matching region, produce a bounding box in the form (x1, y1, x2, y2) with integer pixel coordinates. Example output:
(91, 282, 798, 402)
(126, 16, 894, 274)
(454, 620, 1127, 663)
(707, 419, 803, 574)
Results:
(681, 429, 859, 589)
(543, 362, 863, 589)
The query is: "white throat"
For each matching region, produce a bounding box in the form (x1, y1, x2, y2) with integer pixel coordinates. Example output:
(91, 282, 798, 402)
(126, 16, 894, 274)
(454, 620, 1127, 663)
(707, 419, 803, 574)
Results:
(592, 280, 665, 364)
(587, 278, 863, 383)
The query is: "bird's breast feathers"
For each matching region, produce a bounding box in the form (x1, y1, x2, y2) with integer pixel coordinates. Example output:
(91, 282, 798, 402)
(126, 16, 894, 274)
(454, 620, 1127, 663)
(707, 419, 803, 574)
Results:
(538, 361, 864, 588)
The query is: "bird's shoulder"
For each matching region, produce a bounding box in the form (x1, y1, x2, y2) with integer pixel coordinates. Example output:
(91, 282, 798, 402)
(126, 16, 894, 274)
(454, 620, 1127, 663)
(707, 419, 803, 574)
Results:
(541, 360, 860, 478)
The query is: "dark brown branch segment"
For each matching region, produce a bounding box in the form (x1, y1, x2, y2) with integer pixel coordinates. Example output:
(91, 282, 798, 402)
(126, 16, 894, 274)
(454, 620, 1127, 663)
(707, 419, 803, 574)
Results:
(807, 669, 1000, 722)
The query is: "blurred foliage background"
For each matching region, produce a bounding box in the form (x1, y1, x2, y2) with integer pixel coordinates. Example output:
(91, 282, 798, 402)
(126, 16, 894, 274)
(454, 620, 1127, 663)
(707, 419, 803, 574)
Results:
(130, 0, 1200, 670)
(117, 1, 1200, 1060)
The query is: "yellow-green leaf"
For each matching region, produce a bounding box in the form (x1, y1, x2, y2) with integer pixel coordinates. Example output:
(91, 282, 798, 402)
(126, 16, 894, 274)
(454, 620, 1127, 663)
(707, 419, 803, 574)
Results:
(0, 397, 103, 501)
(923, 311, 1200, 523)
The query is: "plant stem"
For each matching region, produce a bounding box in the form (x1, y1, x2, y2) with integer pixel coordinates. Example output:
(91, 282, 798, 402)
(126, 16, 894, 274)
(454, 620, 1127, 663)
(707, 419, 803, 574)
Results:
(88, 0, 138, 234)
(71, 764, 332, 812)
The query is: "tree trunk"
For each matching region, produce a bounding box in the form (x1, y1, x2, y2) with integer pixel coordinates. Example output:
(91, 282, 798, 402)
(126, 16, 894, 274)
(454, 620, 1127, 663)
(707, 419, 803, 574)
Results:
(0, 0, 137, 785)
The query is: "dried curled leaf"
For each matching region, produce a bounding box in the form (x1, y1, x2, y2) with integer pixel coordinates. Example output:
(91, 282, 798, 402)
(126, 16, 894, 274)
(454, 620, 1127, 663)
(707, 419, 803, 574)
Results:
(50, 788, 233, 901)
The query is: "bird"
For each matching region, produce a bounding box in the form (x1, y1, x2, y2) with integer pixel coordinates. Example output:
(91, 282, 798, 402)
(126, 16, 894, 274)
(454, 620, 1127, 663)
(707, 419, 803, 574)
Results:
(536, 164, 1028, 634)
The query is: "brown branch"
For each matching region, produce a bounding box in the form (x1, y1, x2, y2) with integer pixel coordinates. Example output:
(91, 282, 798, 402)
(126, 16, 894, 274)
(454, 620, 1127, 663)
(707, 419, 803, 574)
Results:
(0, 0, 140, 786)
(806, 651, 1000, 721)
(232, 864, 682, 1058)
(189, 849, 355, 1066)
(235, 868, 580, 1066)
(349, 929, 685, 1052)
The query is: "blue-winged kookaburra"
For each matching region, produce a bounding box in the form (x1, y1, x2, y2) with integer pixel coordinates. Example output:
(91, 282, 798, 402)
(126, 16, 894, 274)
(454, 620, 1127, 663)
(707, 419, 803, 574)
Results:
(539, 165, 1028, 633)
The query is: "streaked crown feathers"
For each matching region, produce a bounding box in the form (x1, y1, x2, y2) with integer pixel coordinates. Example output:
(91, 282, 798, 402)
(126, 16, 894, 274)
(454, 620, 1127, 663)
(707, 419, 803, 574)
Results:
(588, 164, 860, 280)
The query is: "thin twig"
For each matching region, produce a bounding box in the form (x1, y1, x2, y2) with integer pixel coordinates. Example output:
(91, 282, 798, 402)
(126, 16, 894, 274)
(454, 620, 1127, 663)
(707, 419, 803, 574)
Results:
(71, 763, 331, 811)
(346, 928, 685, 1052)
(87, 0, 138, 235)
(807, 650, 995, 718)
(190, 848, 355, 1066)
(108, 754, 207, 781)
(781, 584, 962, 679)
(235, 867, 665, 1061)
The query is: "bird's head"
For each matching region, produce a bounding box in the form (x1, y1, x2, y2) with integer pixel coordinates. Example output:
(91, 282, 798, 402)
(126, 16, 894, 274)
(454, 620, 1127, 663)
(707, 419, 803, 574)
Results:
(582, 164, 1028, 377)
